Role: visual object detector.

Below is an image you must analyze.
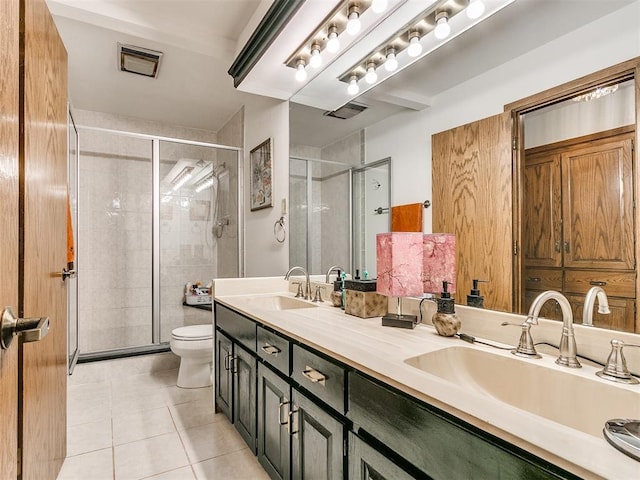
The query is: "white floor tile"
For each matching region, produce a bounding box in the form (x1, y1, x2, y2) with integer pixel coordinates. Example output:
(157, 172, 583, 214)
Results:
(163, 385, 213, 407)
(67, 382, 112, 427)
(114, 432, 189, 480)
(111, 384, 170, 417)
(67, 419, 113, 457)
(192, 448, 270, 480)
(112, 405, 175, 446)
(57, 448, 114, 480)
(168, 398, 218, 431)
(178, 417, 247, 464)
(142, 466, 196, 480)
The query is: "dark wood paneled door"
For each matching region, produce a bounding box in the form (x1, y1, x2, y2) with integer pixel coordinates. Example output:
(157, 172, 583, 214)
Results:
(20, 0, 69, 478)
(0, 0, 20, 477)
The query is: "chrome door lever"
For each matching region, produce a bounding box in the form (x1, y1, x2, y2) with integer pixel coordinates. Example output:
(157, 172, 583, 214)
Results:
(1, 307, 49, 349)
(62, 267, 77, 281)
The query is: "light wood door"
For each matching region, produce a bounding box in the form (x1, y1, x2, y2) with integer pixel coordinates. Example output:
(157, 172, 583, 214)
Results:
(562, 136, 634, 270)
(0, 0, 20, 477)
(523, 152, 562, 267)
(21, 0, 69, 477)
(432, 111, 513, 312)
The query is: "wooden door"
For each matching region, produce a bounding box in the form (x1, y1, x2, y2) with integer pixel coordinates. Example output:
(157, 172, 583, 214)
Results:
(432, 112, 513, 312)
(291, 390, 343, 480)
(20, 0, 68, 478)
(233, 343, 257, 452)
(523, 152, 563, 267)
(257, 363, 291, 480)
(562, 135, 634, 270)
(0, 0, 20, 477)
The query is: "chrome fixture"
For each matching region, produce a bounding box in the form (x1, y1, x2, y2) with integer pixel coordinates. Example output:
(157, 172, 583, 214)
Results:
(171, 166, 194, 191)
(583, 286, 611, 326)
(346, 4, 362, 35)
(528, 290, 581, 368)
(407, 31, 422, 58)
(313, 285, 325, 303)
(1, 307, 49, 350)
(326, 265, 345, 284)
(501, 321, 541, 359)
(433, 11, 451, 40)
(118, 43, 163, 78)
(295, 58, 308, 82)
(285, 266, 311, 300)
(597, 339, 640, 384)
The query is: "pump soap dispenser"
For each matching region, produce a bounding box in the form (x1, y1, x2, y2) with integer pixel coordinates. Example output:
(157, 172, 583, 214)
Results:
(467, 279, 488, 308)
(432, 281, 461, 337)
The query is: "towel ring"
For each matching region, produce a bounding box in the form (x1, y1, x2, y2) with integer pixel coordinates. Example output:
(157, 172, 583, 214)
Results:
(274, 217, 286, 243)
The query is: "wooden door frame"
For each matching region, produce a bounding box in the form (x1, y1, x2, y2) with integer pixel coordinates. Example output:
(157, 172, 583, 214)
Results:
(505, 57, 640, 315)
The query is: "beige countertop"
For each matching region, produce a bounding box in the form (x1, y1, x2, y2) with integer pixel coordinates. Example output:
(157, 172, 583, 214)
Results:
(212, 277, 640, 480)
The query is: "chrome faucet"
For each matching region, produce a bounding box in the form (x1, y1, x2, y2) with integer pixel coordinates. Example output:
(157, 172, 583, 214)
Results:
(528, 290, 581, 368)
(325, 265, 345, 284)
(285, 266, 311, 300)
(582, 286, 611, 326)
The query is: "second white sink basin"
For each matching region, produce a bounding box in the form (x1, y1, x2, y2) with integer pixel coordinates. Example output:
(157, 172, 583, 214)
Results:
(239, 295, 318, 311)
(405, 346, 640, 437)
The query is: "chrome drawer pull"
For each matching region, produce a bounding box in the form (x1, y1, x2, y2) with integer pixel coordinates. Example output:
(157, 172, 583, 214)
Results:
(261, 344, 281, 356)
(224, 352, 232, 371)
(278, 400, 290, 427)
(589, 280, 607, 287)
(289, 407, 299, 435)
(302, 366, 326, 386)
(528, 277, 541, 282)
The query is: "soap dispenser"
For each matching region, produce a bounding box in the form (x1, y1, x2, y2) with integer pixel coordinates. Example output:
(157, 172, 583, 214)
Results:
(467, 279, 488, 308)
(330, 270, 343, 307)
(432, 281, 461, 337)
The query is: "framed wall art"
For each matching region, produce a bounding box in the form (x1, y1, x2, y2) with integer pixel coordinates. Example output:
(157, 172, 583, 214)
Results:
(250, 138, 273, 211)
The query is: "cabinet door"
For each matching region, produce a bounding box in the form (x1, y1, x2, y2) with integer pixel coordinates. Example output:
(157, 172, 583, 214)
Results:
(234, 343, 257, 452)
(567, 294, 636, 332)
(432, 111, 513, 312)
(523, 152, 562, 267)
(348, 433, 416, 480)
(215, 330, 233, 420)
(562, 136, 634, 270)
(258, 363, 291, 480)
(291, 390, 344, 480)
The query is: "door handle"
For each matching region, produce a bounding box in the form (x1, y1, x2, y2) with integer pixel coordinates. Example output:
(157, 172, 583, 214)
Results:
(1, 307, 50, 349)
(62, 267, 77, 281)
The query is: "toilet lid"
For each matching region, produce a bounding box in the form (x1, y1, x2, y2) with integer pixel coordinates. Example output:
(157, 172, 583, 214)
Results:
(171, 324, 213, 340)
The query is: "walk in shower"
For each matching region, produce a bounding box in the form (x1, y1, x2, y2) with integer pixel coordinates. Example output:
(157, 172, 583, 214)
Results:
(76, 127, 242, 358)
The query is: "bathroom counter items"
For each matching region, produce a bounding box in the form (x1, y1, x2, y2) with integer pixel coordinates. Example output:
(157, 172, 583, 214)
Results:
(212, 277, 640, 479)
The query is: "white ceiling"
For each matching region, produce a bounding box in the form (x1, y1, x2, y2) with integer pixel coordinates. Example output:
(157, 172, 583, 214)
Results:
(48, 0, 636, 147)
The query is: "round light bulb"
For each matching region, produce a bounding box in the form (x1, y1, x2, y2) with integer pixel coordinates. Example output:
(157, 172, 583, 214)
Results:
(364, 65, 377, 85)
(347, 76, 360, 95)
(295, 61, 307, 82)
(466, 0, 485, 19)
(309, 46, 322, 69)
(371, 0, 388, 14)
(434, 15, 451, 40)
(326, 28, 340, 53)
(346, 11, 361, 35)
(407, 35, 422, 57)
(384, 51, 398, 72)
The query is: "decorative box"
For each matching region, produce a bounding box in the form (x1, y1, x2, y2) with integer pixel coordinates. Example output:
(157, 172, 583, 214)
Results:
(344, 280, 388, 318)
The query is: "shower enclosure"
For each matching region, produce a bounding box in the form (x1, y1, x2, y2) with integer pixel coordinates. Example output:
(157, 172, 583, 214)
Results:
(76, 127, 242, 359)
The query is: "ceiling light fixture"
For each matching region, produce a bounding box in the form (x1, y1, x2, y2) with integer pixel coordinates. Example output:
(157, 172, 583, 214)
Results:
(371, 0, 388, 14)
(326, 25, 340, 53)
(172, 167, 194, 191)
(364, 62, 378, 84)
(466, 0, 485, 19)
(346, 4, 361, 35)
(407, 31, 423, 58)
(118, 43, 163, 78)
(434, 11, 451, 40)
(573, 84, 619, 102)
(195, 173, 216, 193)
(309, 43, 322, 68)
(384, 47, 398, 72)
(347, 75, 360, 95)
(295, 58, 307, 82)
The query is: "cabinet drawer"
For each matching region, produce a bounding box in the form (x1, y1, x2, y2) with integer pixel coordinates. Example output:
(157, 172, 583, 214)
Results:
(215, 303, 256, 352)
(292, 345, 345, 414)
(257, 326, 290, 376)
(524, 268, 562, 291)
(564, 270, 635, 298)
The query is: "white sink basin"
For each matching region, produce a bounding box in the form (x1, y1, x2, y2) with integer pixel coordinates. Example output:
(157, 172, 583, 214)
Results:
(404, 346, 640, 437)
(239, 295, 318, 311)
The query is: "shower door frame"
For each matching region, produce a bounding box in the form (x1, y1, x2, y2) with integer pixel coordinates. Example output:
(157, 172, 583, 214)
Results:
(76, 126, 244, 360)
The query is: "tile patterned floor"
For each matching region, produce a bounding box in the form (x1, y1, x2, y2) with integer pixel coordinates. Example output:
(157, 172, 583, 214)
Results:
(58, 353, 270, 480)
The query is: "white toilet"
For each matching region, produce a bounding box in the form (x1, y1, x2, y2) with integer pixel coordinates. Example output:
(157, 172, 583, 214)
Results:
(170, 324, 214, 388)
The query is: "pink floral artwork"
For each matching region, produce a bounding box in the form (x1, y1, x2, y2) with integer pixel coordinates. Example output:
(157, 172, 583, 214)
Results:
(423, 234, 456, 293)
(376, 232, 424, 297)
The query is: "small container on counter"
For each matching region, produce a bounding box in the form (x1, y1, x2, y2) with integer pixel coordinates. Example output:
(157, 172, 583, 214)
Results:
(344, 279, 387, 318)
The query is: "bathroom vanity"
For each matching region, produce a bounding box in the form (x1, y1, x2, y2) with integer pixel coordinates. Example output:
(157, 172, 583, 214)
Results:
(212, 277, 640, 479)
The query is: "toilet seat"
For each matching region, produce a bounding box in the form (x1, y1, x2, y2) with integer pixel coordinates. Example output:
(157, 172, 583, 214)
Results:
(171, 324, 213, 341)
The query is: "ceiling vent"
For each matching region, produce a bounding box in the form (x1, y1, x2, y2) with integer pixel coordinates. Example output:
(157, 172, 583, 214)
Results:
(324, 102, 368, 120)
(118, 43, 163, 78)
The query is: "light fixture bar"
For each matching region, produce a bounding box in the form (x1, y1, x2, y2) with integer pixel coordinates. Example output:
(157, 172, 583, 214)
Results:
(171, 166, 194, 191)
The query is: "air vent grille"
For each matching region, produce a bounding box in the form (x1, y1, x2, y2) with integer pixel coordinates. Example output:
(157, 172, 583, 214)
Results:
(324, 102, 368, 120)
(118, 43, 163, 78)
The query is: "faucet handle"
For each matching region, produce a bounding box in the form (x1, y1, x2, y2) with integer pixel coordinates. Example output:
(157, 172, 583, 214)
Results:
(596, 339, 640, 384)
(312, 285, 325, 303)
(501, 321, 541, 359)
(291, 281, 304, 298)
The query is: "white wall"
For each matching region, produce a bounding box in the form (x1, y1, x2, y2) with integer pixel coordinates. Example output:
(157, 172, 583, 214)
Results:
(244, 97, 290, 276)
(365, 2, 640, 233)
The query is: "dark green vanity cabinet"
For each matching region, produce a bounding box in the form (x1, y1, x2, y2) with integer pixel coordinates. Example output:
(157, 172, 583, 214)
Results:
(233, 342, 257, 451)
(348, 432, 417, 480)
(214, 331, 233, 419)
